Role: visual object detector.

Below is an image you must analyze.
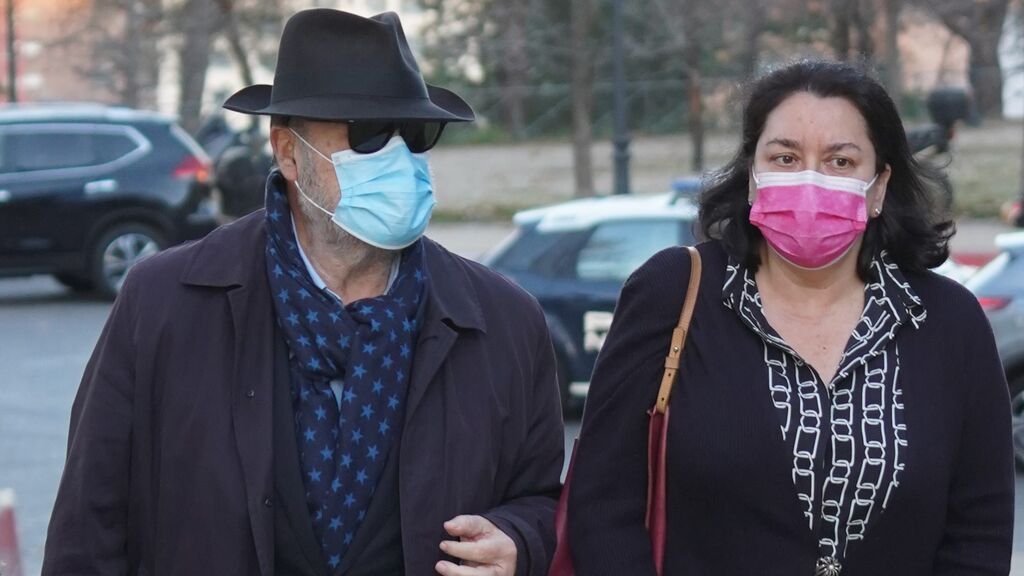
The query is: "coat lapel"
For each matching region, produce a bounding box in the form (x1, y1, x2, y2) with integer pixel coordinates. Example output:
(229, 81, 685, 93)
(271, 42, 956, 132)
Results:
(181, 211, 278, 575)
(273, 333, 328, 575)
(404, 303, 459, 423)
(228, 283, 276, 575)
(402, 239, 486, 422)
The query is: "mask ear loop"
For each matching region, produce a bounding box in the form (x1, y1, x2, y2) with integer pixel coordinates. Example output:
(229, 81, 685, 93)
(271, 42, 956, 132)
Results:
(864, 172, 882, 217)
(748, 166, 760, 206)
(294, 180, 335, 219)
(290, 128, 333, 164)
(289, 129, 338, 218)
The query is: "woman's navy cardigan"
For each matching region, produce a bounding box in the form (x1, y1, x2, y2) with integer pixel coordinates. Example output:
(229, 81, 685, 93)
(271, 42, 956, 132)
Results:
(567, 240, 1013, 575)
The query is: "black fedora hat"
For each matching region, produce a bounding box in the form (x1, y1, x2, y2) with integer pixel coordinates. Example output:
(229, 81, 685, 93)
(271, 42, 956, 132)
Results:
(223, 9, 474, 123)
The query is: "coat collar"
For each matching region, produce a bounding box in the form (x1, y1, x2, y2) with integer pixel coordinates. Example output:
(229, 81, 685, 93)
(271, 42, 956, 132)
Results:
(178, 182, 486, 334)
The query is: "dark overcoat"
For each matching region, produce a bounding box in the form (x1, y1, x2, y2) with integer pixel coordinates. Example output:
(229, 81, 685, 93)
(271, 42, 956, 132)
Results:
(42, 210, 564, 576)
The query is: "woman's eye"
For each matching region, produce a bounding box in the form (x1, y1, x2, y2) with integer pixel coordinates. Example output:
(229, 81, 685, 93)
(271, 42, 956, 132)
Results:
(774, 155, 796, 165)
(830, 157, 852, 169)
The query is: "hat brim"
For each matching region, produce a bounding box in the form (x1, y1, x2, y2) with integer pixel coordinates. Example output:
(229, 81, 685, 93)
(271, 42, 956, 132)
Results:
(222, 83, 474, 123)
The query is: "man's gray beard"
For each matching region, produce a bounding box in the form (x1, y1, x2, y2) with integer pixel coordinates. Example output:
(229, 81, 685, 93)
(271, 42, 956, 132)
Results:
(294, 154, 395, 270)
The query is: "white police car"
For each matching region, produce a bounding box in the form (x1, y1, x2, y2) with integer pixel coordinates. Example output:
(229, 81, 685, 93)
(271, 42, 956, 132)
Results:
(484, 184, 699, 412)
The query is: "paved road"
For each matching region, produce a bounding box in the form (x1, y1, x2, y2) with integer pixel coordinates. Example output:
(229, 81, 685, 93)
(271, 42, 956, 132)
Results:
(1, 219, 1021, 574)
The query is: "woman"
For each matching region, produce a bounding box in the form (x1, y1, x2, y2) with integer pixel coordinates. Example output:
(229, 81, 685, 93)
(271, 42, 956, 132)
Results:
(566, 60, 1013, 575)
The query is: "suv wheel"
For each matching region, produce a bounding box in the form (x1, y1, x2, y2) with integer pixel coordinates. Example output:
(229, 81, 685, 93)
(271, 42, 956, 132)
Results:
(1010, 374, 1024, 467)
(90, 223, 165, 299)
(54, 273, 95, 293)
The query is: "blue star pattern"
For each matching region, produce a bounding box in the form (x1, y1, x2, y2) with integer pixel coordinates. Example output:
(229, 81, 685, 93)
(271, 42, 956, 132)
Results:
(264, 181, 425, 571)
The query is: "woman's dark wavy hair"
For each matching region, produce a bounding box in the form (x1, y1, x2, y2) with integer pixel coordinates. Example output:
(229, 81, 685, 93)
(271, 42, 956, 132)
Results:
(698, 60, 955, 279)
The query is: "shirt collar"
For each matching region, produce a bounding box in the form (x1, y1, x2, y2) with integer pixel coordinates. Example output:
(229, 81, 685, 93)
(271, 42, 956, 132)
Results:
(722, 251, 925, 321)
(722, 250, 927, 383)
(289, 213, 400, 304)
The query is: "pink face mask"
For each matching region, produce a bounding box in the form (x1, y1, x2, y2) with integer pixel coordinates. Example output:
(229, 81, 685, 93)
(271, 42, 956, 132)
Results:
(749, 170, 877, 270)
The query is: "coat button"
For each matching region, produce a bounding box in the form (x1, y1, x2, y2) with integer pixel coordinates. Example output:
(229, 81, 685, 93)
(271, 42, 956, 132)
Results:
(263, 497, 273, 508)
(246, 389, 256, 399)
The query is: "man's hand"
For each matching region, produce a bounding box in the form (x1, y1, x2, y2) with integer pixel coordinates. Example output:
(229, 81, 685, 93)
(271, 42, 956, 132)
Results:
(435, 515, 517, 576)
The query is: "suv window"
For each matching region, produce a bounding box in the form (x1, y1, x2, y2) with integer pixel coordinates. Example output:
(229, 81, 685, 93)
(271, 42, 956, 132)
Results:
(0, 126, 143, 174)
(491, 224, 589, 277)
(576, 219, 682, 282)
(8, 132, 94, 172)
(92, 132, 142, 164)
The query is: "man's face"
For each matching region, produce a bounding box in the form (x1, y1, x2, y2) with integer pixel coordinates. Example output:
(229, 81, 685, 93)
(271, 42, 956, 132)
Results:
(271, 120, 356, 246)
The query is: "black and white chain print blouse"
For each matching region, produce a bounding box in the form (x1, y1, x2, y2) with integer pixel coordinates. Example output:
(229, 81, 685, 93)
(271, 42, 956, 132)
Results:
(722, 252, 928, 576)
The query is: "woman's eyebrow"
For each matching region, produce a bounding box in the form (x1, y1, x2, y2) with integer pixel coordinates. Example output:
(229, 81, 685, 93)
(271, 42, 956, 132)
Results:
(765, 137, 801, 149)
(824, 142, 863, 153)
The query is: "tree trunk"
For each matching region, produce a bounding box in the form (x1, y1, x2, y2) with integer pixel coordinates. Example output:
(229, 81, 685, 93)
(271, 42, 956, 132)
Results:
(222, 16, 253, 86)
(740, 0, 764, 79)
(831, 0, 852, 60)
(686, 69, 704, 172)
(219, 2, 259, 134)
(682, 9, 704, 172)
(121, 2, 141, 108)
(968, 35, 1005, 118)
(882, 0, 903, 108)
(500, 3, 529, 139)
(850, 0, 875, 61)
(120, 0, 162, 109)
(968, 0, 1009, 118)
(935, 0, 1009, 118)
(177, 0, 223, 135)
(570, 0, 594, 198)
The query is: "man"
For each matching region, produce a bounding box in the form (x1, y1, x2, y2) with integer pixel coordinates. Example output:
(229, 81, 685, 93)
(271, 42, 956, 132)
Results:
(43, 9, 564, 576)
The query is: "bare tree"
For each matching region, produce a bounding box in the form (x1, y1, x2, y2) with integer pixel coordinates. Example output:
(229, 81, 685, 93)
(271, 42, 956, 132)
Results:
(880, 0, 904, 107)
(176, 0, 226, 135)
(681, 0, 704, 172)
(740, 0, 766, 79)
(850, 0, 875, 59)
(831, 0, 853, 59)
(69, 0, 163, 108)
(647, 0, 712, 172)
(174, 0, 284, 134)
(925, 0, 1011, 118)
(830, 0, 876, 61)
(495, 3, 530, 139)
(571, 0, 594, 197)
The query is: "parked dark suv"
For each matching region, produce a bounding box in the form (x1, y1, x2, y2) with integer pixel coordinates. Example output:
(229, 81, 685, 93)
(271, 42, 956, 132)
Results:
(0, 103, 220, 297)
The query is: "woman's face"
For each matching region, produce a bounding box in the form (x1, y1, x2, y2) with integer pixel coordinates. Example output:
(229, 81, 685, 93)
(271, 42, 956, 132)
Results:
(750, 91, 890, 214)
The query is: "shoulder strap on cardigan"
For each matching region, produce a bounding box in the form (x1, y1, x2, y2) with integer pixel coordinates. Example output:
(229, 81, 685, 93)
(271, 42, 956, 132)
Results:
(654, 246, 702, 415)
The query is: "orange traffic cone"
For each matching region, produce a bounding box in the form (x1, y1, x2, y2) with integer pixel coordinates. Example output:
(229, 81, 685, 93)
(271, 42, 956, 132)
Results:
(0, 488, 23, 576)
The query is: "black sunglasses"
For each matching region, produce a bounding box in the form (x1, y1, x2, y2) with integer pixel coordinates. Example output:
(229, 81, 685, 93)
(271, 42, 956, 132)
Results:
(347, 121, 447, 154)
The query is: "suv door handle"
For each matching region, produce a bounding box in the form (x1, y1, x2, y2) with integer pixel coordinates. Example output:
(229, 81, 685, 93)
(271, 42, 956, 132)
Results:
(0, 190, 9, 203)
(84, 179, 119, 195)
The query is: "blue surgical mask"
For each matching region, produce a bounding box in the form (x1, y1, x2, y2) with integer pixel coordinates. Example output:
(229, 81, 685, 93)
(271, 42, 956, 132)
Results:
(291, 129, 436, 250)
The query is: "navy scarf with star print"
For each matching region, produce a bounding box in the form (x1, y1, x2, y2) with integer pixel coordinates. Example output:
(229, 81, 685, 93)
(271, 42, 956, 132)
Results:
(264, 178, 425, 571)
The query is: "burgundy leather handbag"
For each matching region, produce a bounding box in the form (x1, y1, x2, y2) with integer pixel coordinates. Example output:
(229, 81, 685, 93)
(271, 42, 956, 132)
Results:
(549, 246, 702, 576)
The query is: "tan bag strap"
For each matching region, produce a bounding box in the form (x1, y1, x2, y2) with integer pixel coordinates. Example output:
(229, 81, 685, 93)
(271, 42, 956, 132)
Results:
(654, 246, 702, 415)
